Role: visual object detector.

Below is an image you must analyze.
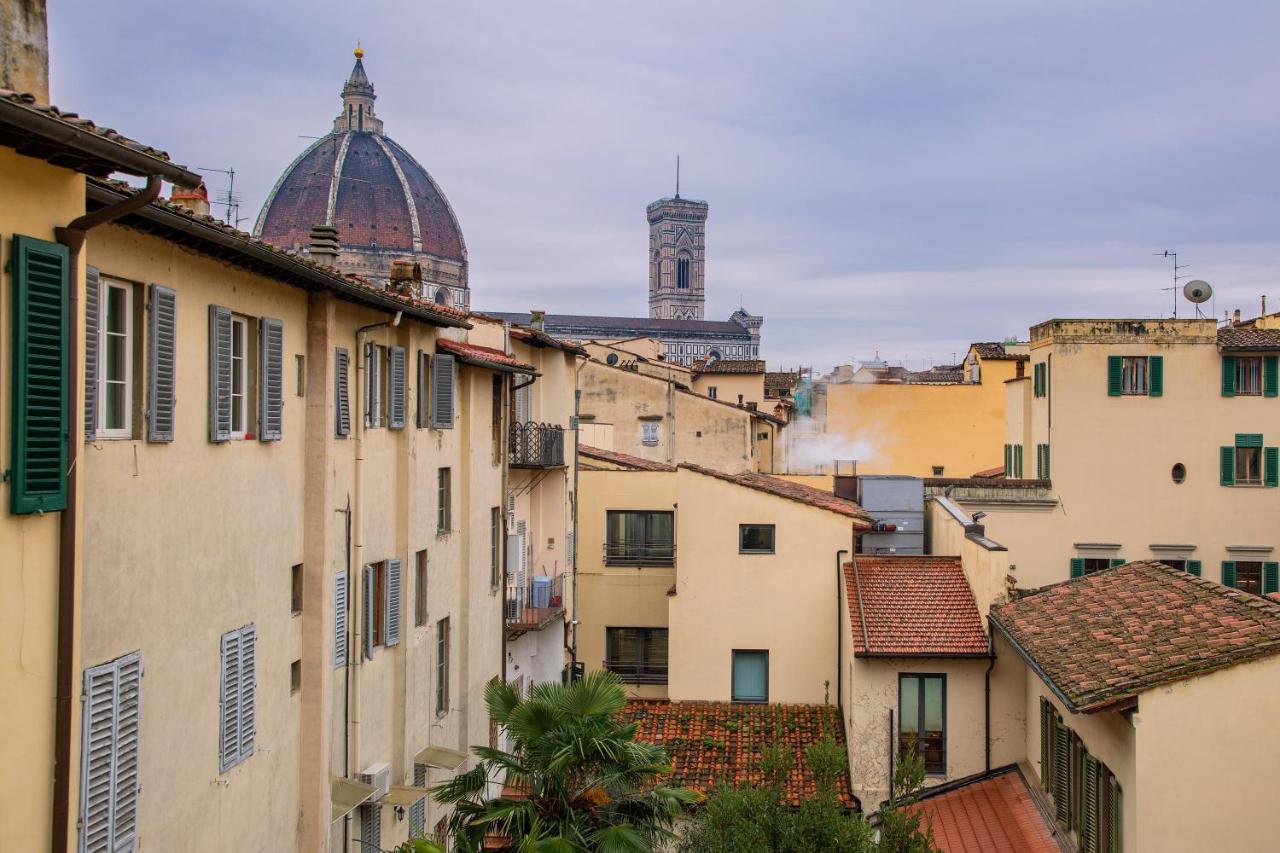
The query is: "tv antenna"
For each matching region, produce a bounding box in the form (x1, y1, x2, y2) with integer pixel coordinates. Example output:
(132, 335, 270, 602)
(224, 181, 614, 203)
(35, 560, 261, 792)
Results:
(1153, 250, 1190, 317)
(199, 166, 247, 228)
(674, 155, 680, 199)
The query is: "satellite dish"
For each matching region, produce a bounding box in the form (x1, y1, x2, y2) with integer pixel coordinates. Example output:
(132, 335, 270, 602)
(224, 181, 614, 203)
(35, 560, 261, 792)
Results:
(1183, 280, 1213, 303)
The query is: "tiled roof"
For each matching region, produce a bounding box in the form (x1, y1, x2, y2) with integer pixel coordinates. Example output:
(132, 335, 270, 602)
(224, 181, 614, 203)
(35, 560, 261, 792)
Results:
(691, 358, 766, 375)
(437, 339, 535, 373)
(909, 767, 1061, 853)
(903, 369, 965, 384)
(578, 445, 676, 472)
(991, 561, 1280, 712)
(680, 464, 871, 525)
(764, 371, 799, 390)
(487, 311, 753, 338)
(845, 556, 990, 656)
(1217, 326, 1280, 351)
(970, 342, 1029, 362)
(971, 465, 1005, 479)
(508, 326, 588, 356)
(622, 699, 859, 809)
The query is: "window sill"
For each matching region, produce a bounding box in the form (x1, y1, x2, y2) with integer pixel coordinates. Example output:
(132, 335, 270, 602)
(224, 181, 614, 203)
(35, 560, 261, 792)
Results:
(739, 550, 775, 556)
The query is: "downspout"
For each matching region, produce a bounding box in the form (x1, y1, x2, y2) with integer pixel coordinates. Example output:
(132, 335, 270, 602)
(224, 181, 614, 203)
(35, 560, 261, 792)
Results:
(340, 494, 353, 853)
(570, 357, 587, 662)
(835, 549, 848, 709)
(51, 174, 163, 853)
(984, 636, 995, 773)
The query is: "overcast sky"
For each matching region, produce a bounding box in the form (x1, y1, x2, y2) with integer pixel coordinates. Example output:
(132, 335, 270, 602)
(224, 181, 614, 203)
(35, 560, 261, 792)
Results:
(49, 1, 1280, 370)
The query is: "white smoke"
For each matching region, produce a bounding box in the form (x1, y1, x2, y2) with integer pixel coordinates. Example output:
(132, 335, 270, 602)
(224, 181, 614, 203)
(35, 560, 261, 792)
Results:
(784, 415, 877, 474)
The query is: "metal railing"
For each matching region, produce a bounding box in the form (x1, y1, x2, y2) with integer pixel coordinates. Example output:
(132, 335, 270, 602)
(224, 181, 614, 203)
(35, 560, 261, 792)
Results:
(603, 541, 675, 567)
(509, 421, 565, 467)
(603, 660, 669, 684)
(505, 572, 565, 628)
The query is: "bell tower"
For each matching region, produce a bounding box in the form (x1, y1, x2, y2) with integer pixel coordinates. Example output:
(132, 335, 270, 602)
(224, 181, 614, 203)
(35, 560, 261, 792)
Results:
(647, 188, 708, 321)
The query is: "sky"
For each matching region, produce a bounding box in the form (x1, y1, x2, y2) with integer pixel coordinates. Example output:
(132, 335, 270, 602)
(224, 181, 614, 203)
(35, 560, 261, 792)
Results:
(49, 1, 1280, 370)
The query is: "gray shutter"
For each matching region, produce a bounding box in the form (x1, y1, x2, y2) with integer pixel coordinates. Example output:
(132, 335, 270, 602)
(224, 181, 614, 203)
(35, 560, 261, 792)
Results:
(363, 566, 375, 659)
(364, 342, 379, 428)
(388, 346, 407, 429)
(218, 629, 242, 771)
(84, 265, 101, 442)
(80, 651, 144, 853)
(385, 557, 402, 646)
(111, 653, 142, 852)
(208, 305, 233, 442)
(237, 625, 256, 762)
(335, 347, 351, 437)
(147, 284, 177, 442)
(515, 382, 531, 425)
(409, 764, 427, 833)
(258, 317, 284, 441)
(360, 803, 381, 849)
(416, 350, 429, 428)
(430, 353, 455, 429)
(333, 571, 348, 667)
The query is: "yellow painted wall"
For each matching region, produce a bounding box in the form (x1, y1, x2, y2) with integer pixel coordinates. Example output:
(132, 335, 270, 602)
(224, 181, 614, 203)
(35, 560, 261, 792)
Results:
(0, 148, 86, 853)
(690, 372, 765, 411)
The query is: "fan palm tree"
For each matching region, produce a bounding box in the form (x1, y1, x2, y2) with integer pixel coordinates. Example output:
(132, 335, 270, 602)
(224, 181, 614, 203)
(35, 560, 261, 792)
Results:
(431, 670, 698, 852)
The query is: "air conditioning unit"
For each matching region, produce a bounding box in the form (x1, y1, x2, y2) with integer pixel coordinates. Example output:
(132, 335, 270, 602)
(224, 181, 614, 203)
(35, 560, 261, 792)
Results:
(358, 762, 391, 801)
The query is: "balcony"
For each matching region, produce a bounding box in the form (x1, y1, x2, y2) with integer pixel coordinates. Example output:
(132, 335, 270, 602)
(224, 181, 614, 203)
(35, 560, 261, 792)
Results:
(603, 660, 668, 685)
(603, 541, 675, 568)
(509, 422, 565, 468)
(505, 572, 565, 633)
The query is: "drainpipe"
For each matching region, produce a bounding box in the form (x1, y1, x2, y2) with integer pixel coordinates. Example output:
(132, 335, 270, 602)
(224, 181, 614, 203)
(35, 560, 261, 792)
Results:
(835, 549, 848, 709)
(984, 637, 995, 773)
(50, 174, 164, 853)
(570, 357, 588, 662)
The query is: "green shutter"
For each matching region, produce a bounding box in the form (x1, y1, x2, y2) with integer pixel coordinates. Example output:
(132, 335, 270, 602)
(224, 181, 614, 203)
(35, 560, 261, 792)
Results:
(1265, 563, 1279, 595)
(1015, 444, 1023, 478)
(10, 235, 70, 514)
(1107, 778, 1122, 853)
(1082, 754, 1100, 853)
(1187, 560, 1202, 577)
(1236, 433, 1264, 448)
(1107, 355, 1123, 396)
(1221, 446, 1235, 486)
(1004, 444, 1012, 476)
(1266, 356, 1279, 397)
(1042, 444, 1051, 480)
(1039, 699, 1051, 789)
(1148, 355, 1163, 397)
(1266, 447, 1279, 487)
(1222, 356, 1236, 396)
(1070, 558, 1085, 579)
(1110, 558, 1125, 568)
(1052, 719, 1069, 822)
(1222, 561, 1237, 589)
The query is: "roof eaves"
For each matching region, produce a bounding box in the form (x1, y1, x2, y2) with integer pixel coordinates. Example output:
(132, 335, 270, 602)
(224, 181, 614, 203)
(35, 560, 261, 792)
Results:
(988, 614, 1085, 713)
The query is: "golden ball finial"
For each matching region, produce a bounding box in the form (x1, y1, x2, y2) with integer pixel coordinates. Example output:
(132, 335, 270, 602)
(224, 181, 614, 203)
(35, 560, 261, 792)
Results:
(354, 43, 364, 60)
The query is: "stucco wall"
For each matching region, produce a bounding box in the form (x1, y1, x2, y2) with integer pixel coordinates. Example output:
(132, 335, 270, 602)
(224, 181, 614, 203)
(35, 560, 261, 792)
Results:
(925, 498, 1012, 618)
(690, 372, 766, 410)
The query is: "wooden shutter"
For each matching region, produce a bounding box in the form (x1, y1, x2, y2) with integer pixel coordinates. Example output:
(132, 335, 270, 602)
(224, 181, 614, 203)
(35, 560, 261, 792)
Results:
(219, 629, 243, 771)
(1082, 754, 1100, 853)
(1265, 356, 1279, 397)
(208, 305, 233, 442)
(1220, 446, 1235, 486)
(237, 626, 256, 763)
(335, 347, 351, 437)
(1043, 444, 1051, 479)
(1070, 558, 1085, 579)
(1265, 562, 1279, 595)
(1148, 355, 1163, 397)
(333, 571, 348, 667)
(385, 557, 402, 646)
(84, 265, 101, 442)
(1186, 559, 1201, 577)
(1222, 561, 1236, 589)
(1052, 718, 1069, 822)
(363, 566, 375, 659)
(79, 651, 142, 853)
(409, 764, 427, 834)
(1110, 558, 1125, 568)
(416, 350, 429, 428)
(1004, 444, 1011, 475)
(1266, 446, 1279, 487)
(1015, 445, 1023, 478)
(11, 235, 70, 514)
(1107, 778, 1122, 853)
(1106, 356, 1122, 396)
(1039, 699, 1051, 789)
(1222, 356, 1236, 396)
(147, 284, 178, 442)
(361, 804, 381, 850)
(430, 353, 456, 429)
(1237, 432, 1263, 448)
(388, 345, 407, 429)
(258, 317, 284, 441)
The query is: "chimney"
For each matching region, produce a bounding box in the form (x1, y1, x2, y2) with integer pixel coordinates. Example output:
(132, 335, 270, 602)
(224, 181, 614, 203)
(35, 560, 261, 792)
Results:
(529, 309, 546, 331)
(388, 259, 421, 297)
(1233, 308, 1242, 326)
(1, 0, 50, 102)
(308, 224, 340, 267)
(170, 181, 211, 218)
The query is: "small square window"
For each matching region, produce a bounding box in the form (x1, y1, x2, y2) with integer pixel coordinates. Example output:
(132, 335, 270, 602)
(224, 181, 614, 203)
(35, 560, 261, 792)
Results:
(291, 564, 303, 615)
(739, 524, 775, 554)
(641, 422, 660, 446)
(1236, 357, 1263, 396)
(1121, 356, 1148, 395)
(290, 659, 301, 695)
(731, 650, 769, 702)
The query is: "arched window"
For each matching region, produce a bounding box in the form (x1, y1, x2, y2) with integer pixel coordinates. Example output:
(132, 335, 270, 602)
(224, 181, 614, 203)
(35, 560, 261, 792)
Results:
(653, 252, 662, 288)
(676, 256, 690, 290)
(434, 288, 450, 306)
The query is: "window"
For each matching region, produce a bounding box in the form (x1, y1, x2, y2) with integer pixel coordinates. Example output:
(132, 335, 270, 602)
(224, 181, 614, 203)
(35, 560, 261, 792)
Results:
(1227, 561, 1267, 595)
(228, 315, 250, 436)
(335, 347, 352, 437)
(291, 563, 303, 615)
(731, 650, 769, 702)
(1236, 356, 1263, 395)
(1224, 354, 1279, 397)
(641, 421, 660, 446)
(739, 524, 776, 554)
(1004, 444, 1025, 478)
(333, 571, 348, 667)
(79, 651, 141, 851)
(1035, 443, 1051, 479)
(437, 468, 452, 533)
(1237, 445, 1262, 485)
(219, 624, 257, 772)
(707, 386, 717, 399)
(295, 354, 306, 397)
(366, 342, 384, 427)
(408, 764, 427, 835)
(1108, 355, 1162, 397)
(490, 507, 501, 589)
(931, 465, 945, 476)
(436, 616, 450, 715)
(1070, 557, 1124, 577)
(492, 375, 503, 464)
(360, 803, 381, 851)
(370, 561, 387, 647)
(676, 256, 691, 289)
(1121, 356, 1146, 395)
(899, 674, 945, 774)
(1159, 558, 1187, 572)
(430, 353, 456, 429)
(416, 350, 430, 428)
(1221, 434, 1278, 487)
(415, 550, 428, 627)
(1033, 362, 1047, 397)
(290, 659, 301, 694)
(1171, 462, 1186, 483)
(99, 279, 133, 437)
(605, 627, 668, 683)
(605, 510, 675, 566)
(1039, 699, 1122, 852)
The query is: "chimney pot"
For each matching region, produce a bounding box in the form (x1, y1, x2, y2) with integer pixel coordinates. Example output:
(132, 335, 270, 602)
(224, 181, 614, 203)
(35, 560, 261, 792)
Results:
(530, 309, 546, 331)
(308, 224, 340, 268)
(170, 182, 211, 218)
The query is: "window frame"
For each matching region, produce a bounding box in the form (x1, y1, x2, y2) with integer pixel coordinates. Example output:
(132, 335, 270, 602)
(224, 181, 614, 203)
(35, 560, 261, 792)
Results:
(1235, 560, 1263, 595)
(1236, 356, 1263, 396)
(605, 626, 669, 684)
(415, 550, 428, 627)
(1236, 444, 1263, 485)
(731, 649, 769, 703)
(738, 523, 776, 554)
(898, 672, 947, 775)
(1120, 356, 1148, 395)
(604, 510, 675, 566)
(98, 278, 134, 439)
(229, 314, 250, 438)
(437, 467, 452, 534)
(640, 420, 660, 446)
(435, 616, 450, 716)
(490, 507, 501, 589)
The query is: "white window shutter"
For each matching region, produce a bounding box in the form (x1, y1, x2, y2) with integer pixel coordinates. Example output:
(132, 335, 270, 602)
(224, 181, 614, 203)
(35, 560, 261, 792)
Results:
(218, 629, 242, 772)
(335, 347, 351, 437)
(515, 382, 531, 425)
(84, 266, 101, 442)
(258, 317, 284, 441)
(208, 305, 233, 442)
(147, 284, 177, 442)
(385, 557, 402, 646)
(333, 571, 348, 667)
(388, 346, 407, 429)
(237, 625, 256, 762)
(430, 353, 455, 429)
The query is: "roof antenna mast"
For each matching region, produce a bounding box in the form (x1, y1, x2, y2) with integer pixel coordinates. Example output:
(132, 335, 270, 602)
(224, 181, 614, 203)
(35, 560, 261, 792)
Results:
(675, 155, 680, 199)
(1153, 249, 1190, 318)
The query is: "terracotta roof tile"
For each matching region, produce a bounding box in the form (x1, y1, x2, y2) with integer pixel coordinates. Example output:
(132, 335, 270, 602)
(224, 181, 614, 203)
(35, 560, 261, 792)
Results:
(846, 556, 990, 656)
(622, 699, 859, 809)
(578, 445, 676, 472)
(691, 358, 766, 375)
(971, 465, 1005, 479)
(679, 464, 872, 524)
(909, 768, 1061, 853)
(991, 561, 1280, 712)
(970, 342, 1029, 361)
(1217, 326, 1280, 351)
(764, 371, 799, 390)
(507, 325, 588, 356)
(437, 339, 535, 372)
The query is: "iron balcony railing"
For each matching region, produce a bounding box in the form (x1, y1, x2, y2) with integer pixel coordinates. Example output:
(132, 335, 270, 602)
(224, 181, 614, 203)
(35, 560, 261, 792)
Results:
(505, 572, 566, 629)
(509, 421, 565, 468)
(603, 540, 675, 567)
(602, 660, 669, 684)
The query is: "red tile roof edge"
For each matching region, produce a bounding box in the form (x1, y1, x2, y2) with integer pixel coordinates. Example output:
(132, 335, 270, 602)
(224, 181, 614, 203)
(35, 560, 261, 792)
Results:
(845, 556, 991, 657)
(436, 338, 536, 373)
(905, 765, 1064, 853)
(578, 444, 676, 472)
(679, 463, 872, 524)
